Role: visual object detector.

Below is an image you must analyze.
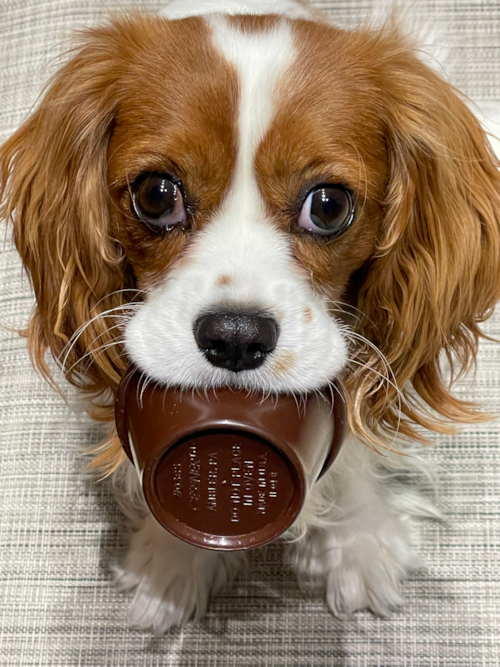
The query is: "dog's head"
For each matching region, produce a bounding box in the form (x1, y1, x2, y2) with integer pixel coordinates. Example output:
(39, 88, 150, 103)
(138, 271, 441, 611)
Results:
(2, 2, 500, 470)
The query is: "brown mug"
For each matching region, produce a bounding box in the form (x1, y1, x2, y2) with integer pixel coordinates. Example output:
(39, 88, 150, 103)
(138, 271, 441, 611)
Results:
(115, 366, 346, 550)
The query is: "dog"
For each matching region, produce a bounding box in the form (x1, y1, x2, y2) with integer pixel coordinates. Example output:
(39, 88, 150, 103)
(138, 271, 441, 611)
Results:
(1, 0, 500, 633)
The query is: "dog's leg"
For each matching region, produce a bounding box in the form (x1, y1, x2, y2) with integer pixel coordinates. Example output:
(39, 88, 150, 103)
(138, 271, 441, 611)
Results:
(290, 436, 439, 617)
(111, 461, 246, 632)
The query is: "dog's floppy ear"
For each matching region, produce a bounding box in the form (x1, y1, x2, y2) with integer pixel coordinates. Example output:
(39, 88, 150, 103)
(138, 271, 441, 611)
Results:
(0, 22, 132, 400)
(350, 38, 500, 444)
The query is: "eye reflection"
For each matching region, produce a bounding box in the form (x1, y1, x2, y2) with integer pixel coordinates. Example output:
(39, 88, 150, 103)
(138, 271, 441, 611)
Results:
(298, 184, 354, 238)
(132, 172, 188, 232)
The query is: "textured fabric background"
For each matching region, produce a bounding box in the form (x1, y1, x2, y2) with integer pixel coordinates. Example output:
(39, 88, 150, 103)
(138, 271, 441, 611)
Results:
(1, 1, 499, 665)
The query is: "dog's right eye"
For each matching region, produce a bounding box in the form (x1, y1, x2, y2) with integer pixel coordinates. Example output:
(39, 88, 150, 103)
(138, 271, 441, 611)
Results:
(132, 172, 188, 232)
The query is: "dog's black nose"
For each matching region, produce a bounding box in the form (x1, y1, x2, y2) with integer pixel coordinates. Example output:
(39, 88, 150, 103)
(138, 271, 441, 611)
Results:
(193, 311, 279, 372)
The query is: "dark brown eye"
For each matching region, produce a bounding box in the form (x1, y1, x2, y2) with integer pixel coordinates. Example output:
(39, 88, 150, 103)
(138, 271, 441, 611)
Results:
(132, 172, 187, 231)
(298, 184, 354, 238)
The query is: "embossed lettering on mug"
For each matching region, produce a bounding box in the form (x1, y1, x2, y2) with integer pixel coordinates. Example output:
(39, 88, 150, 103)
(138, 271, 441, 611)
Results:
(242, 458, 254, 508)
(230, 444, 242, 523)
(207, 452, 218, 511)
(188, 445, 201, 510)
(257, 452, 268, 515)
(173, 462, 183, 498)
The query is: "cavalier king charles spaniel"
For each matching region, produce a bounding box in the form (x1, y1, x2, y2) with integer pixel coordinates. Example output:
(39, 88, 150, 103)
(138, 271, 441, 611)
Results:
(1, 0, 500, 632)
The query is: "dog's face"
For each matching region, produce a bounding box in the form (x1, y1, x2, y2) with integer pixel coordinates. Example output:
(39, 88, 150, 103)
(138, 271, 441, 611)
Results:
(2, 8, 500, 470)
(108, 15, 388, 394)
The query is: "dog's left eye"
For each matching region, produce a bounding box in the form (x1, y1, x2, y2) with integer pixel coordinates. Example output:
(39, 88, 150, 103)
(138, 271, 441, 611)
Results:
(132, 172, 187, 231)
(298, 184, 354, 238)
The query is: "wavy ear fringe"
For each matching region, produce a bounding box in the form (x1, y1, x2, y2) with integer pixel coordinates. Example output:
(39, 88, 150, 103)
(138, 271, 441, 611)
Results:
(85, 427, 127, 480)
(346, 28, 500, 448)
(0, 21, 139, 407)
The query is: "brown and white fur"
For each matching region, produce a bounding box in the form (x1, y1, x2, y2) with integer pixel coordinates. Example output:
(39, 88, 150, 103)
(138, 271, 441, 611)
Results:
(1, 0, 500, 632)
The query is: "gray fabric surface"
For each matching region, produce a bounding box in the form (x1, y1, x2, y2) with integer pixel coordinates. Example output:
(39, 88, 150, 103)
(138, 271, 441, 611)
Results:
(1, 0, 499, 665)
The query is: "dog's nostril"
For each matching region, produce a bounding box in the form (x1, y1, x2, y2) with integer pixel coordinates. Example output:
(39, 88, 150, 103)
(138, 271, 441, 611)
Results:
(193, 311, 279, 372)
(246, 342, 266, 355)
(209, 340, 227, 353)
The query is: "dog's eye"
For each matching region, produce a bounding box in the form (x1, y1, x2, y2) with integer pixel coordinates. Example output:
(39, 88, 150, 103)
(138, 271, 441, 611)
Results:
(298, 185, 354, 238)
(132, 172, 187, 231)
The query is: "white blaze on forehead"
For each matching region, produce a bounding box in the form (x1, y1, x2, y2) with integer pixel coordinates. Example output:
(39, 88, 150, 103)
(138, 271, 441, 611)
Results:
(193, 17, 299, 311)
(209, 16, 295, 220)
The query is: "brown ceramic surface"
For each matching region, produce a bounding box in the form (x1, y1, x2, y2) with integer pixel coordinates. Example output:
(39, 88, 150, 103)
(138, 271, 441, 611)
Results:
(115, 367, 346, 550)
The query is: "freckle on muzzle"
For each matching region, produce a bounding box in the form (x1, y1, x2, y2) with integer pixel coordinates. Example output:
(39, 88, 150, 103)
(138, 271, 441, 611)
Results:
(115, 366, 346, 551)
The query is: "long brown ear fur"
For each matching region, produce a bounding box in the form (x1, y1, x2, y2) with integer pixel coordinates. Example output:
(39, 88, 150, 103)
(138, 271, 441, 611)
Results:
(0, 23, 135, 401)
(0, 21, 145, 473)
(347, 29, 500, 446)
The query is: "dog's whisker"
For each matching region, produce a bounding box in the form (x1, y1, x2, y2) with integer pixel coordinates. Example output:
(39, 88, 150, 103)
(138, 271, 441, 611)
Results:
(138, 374, 154, 408)
(326, 303, 362, 323)
(135, 371, 148, 409)
(59, 303, 139, 374)
(344, 330, 396, 381)
(345, 357, 406, 407)
(346, 354, 405, 446)
(326, 299, 379, 330)
(341, 325, 407, 442)
(59, 303, 135, 362)
(85, 322, 129, 349)
(61, 313, 131, 366)
(64, 338, 126, 376)
(90, 288, 149, 312)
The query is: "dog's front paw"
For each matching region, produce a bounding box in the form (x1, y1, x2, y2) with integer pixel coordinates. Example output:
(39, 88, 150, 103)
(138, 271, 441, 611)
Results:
(114, 516, 246, 632)
(295, 516, 421, 618)
(324, 524, 420, 617)
(290, 435, 440, 618)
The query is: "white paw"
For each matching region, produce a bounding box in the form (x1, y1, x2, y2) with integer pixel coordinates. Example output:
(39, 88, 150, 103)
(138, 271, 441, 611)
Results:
(293, 510, 422, 618)
(114, 516, 246, 632)
(290, 436, 440, 618)
(328, 521, 419, 617)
